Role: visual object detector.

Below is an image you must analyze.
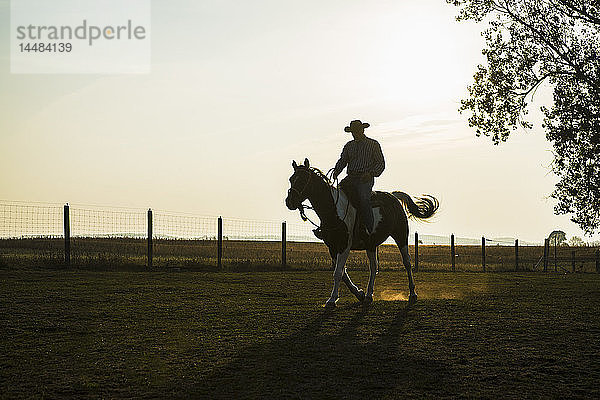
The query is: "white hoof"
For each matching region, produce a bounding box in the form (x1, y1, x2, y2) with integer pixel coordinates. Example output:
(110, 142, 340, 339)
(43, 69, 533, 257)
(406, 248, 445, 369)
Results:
(325, 298, 338, 308)
(408, 293, 418, 306)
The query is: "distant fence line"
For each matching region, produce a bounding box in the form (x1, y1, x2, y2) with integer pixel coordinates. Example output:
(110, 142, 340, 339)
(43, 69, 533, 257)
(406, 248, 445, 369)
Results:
(0, 200, 542, 244)
(0, 201, 317, 242)
(0, 200, 599, 272)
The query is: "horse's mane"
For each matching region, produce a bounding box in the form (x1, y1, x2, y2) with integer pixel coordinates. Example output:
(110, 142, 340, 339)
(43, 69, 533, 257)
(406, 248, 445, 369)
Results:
(298, 165, 332, 186)
(296, 165, 348, 252)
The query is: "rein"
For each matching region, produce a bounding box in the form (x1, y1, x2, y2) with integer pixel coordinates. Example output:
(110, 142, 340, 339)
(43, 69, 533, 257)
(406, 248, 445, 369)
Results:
(288, 169, 321, 228)
(291, 167, 348, 233)
(298, 204, 320, 228)
(326, 168, 350, 225)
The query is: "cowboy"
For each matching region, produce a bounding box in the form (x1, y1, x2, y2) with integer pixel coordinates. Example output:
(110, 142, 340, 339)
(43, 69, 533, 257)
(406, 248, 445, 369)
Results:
(332, 119, 385, 238)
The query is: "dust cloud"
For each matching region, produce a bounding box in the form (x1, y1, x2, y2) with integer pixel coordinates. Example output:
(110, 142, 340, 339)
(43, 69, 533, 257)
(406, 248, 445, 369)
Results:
(375, 281, 489, 302)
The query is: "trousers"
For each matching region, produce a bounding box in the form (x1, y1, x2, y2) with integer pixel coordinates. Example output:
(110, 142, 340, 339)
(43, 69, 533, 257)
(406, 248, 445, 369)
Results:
(346, 176, 374, 233)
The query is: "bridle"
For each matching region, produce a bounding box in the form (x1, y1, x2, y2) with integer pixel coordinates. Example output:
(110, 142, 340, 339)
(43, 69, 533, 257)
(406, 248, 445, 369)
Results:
(288, 168, 312, 201)
(288, 169, 321, 228)
(288, 167, 349, 231)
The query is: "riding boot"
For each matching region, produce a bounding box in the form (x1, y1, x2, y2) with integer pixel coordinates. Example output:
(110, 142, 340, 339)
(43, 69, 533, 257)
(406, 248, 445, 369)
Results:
(364, 223, 376, 251)
(313, 227, 324, 240)
(359, 223, 377, 250)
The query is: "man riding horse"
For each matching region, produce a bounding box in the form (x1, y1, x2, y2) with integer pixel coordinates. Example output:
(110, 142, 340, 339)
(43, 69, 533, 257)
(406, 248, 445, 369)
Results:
(285, 119, 438, 306)
(332, 119, 385, 244)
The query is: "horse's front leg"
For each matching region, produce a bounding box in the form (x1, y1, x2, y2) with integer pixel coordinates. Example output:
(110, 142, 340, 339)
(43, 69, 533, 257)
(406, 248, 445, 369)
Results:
(328, 247, 336, 271)
(342, 268, 365, 302)
(326, 247, 351, 307)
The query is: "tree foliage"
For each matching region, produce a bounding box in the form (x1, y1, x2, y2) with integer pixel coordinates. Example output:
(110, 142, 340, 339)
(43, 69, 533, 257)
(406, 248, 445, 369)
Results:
(448, 0, 600, 235)
(567, 235, 586, 246)
(548, 230, 567, 245)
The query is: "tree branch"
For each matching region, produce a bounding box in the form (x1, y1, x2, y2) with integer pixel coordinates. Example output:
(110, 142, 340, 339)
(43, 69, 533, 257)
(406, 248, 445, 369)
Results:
(494, 1, 600, 91)
(552, 0, 600, 25)
(509, 71, 573, 98)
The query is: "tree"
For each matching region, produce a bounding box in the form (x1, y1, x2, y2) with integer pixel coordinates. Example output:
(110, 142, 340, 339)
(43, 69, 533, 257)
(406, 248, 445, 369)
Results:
(568, 235, 586, 246)
(548, 230, 567, 245)
(448, 0, 600, 235)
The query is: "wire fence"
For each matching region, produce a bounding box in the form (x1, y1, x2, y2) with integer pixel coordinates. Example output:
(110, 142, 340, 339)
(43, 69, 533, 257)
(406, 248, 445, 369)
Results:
(0, 201, 63, 238)
(0, 200, 598, 272)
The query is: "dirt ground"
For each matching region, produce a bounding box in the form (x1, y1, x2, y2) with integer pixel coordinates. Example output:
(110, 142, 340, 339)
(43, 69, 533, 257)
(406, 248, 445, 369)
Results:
(1, 270, 599, 399)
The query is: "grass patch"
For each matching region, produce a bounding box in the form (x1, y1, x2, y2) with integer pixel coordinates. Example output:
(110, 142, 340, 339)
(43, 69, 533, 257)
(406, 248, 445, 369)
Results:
(2, 238, 598, 272)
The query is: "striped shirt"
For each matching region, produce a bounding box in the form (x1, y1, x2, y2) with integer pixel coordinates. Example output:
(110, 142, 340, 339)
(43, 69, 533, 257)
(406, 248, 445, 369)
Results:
(334, 136, 385, 178)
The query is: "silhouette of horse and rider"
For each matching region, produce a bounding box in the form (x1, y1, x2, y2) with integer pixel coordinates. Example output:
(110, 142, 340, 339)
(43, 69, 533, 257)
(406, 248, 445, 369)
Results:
(286, 119, 438, 307)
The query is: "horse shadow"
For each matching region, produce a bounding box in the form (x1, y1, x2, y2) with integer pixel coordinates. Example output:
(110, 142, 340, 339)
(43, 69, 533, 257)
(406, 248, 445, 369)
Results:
(192, 303, 455, 399)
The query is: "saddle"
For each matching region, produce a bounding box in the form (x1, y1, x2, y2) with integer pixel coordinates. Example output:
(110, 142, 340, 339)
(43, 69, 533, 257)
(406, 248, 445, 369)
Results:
(338, 178, 389, 250)
(340, 178, 379, 250)
(313, 179, 399, 253)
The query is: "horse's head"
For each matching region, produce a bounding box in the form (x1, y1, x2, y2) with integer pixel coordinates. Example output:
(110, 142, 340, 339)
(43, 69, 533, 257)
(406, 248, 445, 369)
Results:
(285, 158, 313, 210)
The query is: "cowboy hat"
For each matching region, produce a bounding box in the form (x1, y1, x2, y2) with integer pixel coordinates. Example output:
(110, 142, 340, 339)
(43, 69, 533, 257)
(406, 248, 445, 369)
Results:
(344, 119, 370, 133)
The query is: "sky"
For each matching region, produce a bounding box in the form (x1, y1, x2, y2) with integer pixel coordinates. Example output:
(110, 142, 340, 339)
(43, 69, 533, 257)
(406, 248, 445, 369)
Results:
(1, 0, 598, 243)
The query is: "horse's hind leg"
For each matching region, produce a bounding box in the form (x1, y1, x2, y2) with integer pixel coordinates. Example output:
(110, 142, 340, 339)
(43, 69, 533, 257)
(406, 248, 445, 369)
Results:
(395, 236, 417, 305)
(342, 269, 365, 302)
(365, 249, 378, 304)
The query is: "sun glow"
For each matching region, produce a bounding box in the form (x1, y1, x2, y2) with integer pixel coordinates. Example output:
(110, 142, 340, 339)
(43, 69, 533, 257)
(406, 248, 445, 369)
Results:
(367, 4, 482, 106)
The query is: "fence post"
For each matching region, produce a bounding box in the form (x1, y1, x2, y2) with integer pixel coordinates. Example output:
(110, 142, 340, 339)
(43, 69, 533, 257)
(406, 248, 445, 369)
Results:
(217, 216, 223, 269)
(571, 249, 575, 273)
(63, 203, 70, 266)
(481, 236, 486, 272)
(451, 233, 455, 272)
(414, 232, 419, 272)
(543, 238, 549, 272)
(147, 209, 153, 269)
(515, 239, 519, 272)
(281, 221, 286, 267)
(554, 236, 557, 272)
(596, 249, 599, 273)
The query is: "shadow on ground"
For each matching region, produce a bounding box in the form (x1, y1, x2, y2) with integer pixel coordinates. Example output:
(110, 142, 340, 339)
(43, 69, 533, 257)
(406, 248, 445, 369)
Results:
(190, 303, 455, 399)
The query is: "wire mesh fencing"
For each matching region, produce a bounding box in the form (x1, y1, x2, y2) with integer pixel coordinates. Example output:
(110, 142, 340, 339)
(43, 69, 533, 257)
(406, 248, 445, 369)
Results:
(1, 200, 599, 272)
(68, 205, 147, 267)
(0, 201, 64, 238)
(483, 238, 520, 272)
(542, 244, 600, 273)
(425, 236, 544, 272)
(151, 211, 216, 268)
(0, 201, 64, 265)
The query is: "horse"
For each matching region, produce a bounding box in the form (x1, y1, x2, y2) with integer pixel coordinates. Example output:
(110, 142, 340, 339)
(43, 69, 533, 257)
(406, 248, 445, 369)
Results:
(285, 158, 438, 307)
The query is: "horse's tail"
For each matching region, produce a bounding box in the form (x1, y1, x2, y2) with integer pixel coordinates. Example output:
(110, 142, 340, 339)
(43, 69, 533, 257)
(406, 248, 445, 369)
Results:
(392, 191, 439, 221)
